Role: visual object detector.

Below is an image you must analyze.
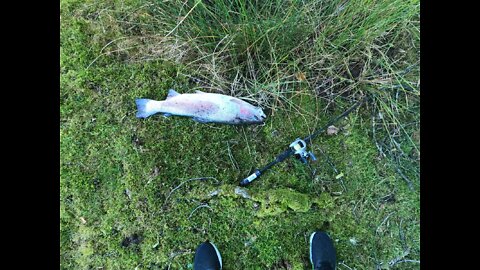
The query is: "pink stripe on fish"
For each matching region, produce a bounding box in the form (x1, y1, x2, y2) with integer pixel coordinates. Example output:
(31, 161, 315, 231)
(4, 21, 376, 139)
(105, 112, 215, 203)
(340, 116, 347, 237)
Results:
(239, 107, 252, 116)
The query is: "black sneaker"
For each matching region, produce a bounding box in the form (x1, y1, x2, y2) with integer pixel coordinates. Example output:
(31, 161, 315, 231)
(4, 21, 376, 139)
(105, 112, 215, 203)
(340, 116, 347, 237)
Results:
(309, 231, 336, 270)
(193, 241, 222, 270)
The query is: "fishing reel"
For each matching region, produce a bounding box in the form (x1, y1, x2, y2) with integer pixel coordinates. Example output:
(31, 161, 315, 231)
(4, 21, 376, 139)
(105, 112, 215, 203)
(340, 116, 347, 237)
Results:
(289, 138, 317, 164)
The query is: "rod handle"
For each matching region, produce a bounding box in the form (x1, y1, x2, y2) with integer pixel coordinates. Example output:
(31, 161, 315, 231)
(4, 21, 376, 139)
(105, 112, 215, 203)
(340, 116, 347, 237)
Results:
(239, 170, 261, 187)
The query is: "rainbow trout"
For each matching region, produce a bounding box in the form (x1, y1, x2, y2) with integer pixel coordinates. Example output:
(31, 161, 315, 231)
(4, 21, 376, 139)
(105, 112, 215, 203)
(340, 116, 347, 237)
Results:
(136, 89, 266, 124)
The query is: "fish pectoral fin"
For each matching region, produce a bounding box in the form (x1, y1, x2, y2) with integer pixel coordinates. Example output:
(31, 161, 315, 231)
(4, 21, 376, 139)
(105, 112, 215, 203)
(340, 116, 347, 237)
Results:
(166, 89, 180, 99)
(192, 117, 210, 123)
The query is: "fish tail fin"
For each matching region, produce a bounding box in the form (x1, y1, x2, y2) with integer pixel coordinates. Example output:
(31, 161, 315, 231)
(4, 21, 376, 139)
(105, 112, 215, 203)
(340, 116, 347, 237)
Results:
(135, 99, 162, 118)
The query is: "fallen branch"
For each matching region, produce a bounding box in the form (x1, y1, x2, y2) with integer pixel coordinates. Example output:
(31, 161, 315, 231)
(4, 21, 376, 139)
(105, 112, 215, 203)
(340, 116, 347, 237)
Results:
(394, 156, 414, 191)
(388, 248, 410, 267)
(339, 261, 354, 270)
(395, 259, 420, 264)
(164, 177, 219, 205)
(167, 249, 194, 270)
(188, 203, 213, 219)
(226, 141, 239, 170)
(376, 212, 394, 234)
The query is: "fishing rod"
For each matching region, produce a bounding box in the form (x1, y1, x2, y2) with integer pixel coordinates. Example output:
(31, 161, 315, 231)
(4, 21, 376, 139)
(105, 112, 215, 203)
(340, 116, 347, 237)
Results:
(239, 95, 370, 187)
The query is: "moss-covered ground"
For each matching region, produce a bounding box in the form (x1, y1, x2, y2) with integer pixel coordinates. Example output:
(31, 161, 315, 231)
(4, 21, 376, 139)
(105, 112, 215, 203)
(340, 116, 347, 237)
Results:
(61, 1, 420, 269)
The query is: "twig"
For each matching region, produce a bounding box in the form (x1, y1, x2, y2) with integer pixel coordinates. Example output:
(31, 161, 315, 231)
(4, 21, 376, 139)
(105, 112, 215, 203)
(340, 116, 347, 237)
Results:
(317, 146, 347, 192)
(352, 201, 360, 224)
(395, 259, 420, 264)
(339, 261, 354, 270)
(391, 136, 406, 157)
(164, 177, 219, 205)
(398, 219, 407, 251)
(242, 127, 252, 157)
(388, 248, 411, 267)
(167, 249, 194, 269)
(394, 157, 414, 191)
(226, 141, 239, 170)
(372, 115, 387, 158)
(188, 203, 213, 219)
(376, 212, 394, 234)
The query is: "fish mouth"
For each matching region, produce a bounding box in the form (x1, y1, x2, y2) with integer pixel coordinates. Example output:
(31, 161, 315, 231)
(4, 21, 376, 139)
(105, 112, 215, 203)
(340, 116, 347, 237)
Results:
(254, 107, 267, 122)
(254, 114, 266, 123)
(259, 111, 267, 121)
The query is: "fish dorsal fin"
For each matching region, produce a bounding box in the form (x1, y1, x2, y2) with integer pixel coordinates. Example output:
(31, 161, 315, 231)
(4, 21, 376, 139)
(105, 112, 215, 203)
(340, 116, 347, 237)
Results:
(166, 89, 180, 99)
(195, 90, 206, 94)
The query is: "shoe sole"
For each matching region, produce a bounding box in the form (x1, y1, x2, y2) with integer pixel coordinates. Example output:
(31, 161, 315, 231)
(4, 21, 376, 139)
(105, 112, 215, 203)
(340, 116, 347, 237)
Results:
(209, 241, 222, 269)
(309, 231, 316, 269)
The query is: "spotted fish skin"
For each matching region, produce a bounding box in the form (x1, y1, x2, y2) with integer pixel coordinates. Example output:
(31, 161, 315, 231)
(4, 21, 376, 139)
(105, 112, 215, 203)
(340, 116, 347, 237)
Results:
(135, 89, 266, 125)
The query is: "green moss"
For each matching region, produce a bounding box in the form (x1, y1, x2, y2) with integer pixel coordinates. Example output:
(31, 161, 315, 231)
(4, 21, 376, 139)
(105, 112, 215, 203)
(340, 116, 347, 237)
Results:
(61, 0, 419, 269)
(253, 188, 314, 217)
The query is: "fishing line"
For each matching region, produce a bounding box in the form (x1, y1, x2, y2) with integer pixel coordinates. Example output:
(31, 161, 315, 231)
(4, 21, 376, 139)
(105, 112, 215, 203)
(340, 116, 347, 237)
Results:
(239, 95, 370, 187)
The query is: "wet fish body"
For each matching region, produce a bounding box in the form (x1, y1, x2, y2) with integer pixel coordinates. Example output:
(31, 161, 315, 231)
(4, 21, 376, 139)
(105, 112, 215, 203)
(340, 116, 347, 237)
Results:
(136, 89, 266, 124)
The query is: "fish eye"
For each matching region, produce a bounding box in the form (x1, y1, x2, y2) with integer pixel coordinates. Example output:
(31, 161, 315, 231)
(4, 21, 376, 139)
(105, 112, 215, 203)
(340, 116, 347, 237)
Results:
(257, 108, 266, 116)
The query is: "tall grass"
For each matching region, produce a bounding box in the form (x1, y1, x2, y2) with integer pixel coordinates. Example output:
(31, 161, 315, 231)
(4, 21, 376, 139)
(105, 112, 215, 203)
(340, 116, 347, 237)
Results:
(87, 0, 420, 186)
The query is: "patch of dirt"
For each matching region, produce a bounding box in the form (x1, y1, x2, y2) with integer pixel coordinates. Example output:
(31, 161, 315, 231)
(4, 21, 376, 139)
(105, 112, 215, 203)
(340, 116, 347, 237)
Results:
(93, 178, 100, 190)
(380, 193, 396, 204)
(272, 259, 292, 270)
(132, 135, 143, 147)
(121, 233, 143, 247)
(86, 81, 102, 94)
(348, 61, 363, 79)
